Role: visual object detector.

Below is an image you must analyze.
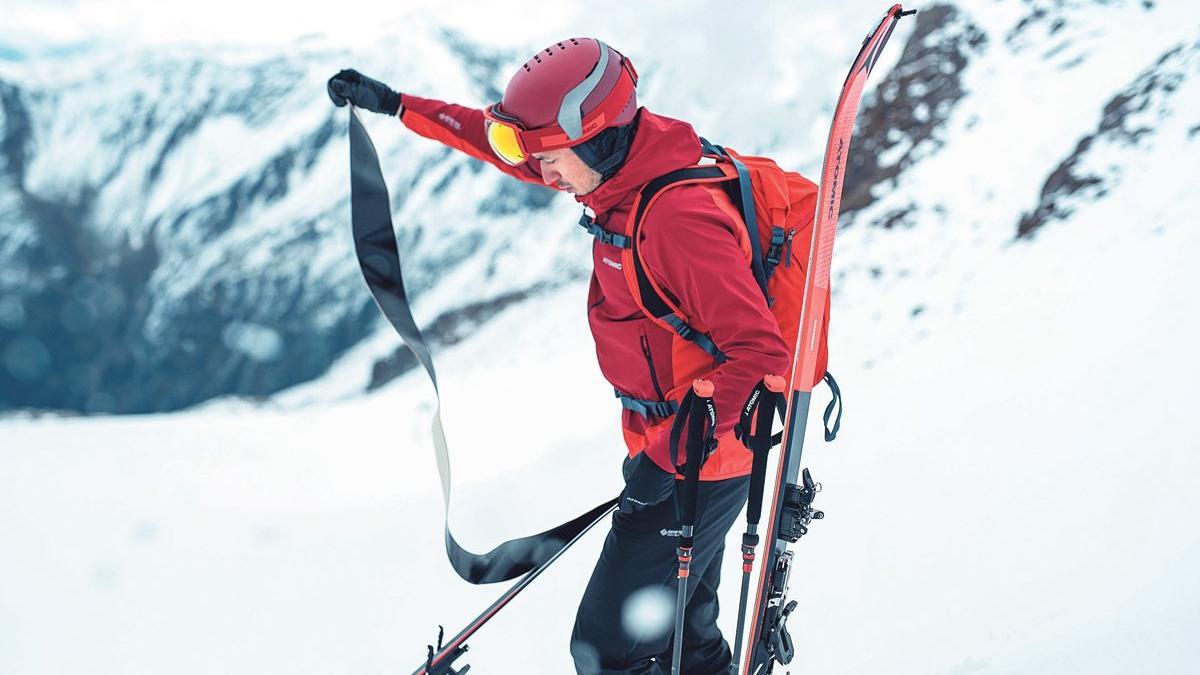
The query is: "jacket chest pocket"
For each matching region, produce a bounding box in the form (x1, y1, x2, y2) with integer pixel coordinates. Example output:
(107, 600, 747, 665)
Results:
(591, 245, 641, 318)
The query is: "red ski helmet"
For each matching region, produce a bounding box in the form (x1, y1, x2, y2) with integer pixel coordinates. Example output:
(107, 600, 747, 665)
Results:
(484, 38, 638, 166)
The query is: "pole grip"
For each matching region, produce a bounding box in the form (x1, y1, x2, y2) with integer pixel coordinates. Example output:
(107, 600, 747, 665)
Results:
(678, 380, 714, 532)
(744, 376, 783, 526)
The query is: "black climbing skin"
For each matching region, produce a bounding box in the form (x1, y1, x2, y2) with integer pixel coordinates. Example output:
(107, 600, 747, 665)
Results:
(348, 108, 618, 584)
(347, 107, 622, 675)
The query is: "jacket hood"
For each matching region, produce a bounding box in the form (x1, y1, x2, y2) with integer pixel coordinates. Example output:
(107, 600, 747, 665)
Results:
(576, 108, 702, 215)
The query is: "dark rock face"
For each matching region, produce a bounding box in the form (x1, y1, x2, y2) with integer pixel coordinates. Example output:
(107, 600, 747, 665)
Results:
(843, 5, 987, 225)
(0, 64, 382, 413)
(0, 194, 160, 413)
(0, 39, 569, 415)
(1017, 42, 1197, 239)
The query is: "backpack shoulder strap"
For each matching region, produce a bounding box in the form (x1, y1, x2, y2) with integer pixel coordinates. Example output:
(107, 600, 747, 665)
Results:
(621, 163, 734, 363)
(699, 137, 769, 298)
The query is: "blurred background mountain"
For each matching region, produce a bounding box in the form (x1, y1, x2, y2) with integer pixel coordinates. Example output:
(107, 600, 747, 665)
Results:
(2, 3, 1199, 673)
(3, 1, 1192, 416)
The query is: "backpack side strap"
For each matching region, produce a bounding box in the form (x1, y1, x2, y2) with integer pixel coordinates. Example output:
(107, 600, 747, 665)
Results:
(615, 388, 680, 419)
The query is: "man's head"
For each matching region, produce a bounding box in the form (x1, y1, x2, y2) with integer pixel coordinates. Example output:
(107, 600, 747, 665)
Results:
(484, 38, 640, 189)
(532, 148, 603, 195)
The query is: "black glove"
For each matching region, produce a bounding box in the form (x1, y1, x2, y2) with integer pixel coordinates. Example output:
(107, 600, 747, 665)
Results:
(618, 453, 677, 514)
(327, 69, 402, 115)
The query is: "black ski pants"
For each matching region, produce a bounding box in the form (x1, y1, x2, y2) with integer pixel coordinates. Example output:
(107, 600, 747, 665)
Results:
(571, 475, 750, 674)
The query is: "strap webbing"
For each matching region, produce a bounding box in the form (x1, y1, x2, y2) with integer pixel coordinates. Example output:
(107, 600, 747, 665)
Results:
(698, 137, 769, 298)
(616, 389, 679, 419)
(762, 226, 787, 285)
(733, 379, 782, 528)
(747, 387, 779, 526)
(348, 109, 616, 585)
(822, 371, 843, 442)
(672, 386, 715, 539)
(578, 211, 631, 249)
(746, 372, 842, 448)
(727, 155, 769, 297)
(663, 315, 727, 364)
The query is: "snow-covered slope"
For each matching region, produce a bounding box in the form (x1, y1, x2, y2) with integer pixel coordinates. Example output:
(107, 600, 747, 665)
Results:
(2, 1, 1199, 673)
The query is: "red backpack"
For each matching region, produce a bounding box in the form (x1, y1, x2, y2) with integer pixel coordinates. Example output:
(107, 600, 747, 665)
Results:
(602, 139, 831, 387)
(580, 138, 840, 474)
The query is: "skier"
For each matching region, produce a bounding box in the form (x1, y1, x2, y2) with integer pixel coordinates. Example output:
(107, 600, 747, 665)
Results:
(329, 38, 789, 675)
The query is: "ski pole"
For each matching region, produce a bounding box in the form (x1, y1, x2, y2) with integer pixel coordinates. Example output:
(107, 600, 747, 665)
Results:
(412, 501, 617, 675)
(730, 374, 786, 674)
(670, 379, 717, 675)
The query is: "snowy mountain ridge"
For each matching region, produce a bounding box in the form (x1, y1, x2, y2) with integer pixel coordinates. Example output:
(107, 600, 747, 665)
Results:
(3, 1, 1193, 416)
(2, 2, 1199, 674)
(0, 17, 585, 413)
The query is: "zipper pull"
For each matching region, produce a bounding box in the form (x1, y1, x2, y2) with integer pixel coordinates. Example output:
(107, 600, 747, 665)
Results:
(784, 229, 796, 267)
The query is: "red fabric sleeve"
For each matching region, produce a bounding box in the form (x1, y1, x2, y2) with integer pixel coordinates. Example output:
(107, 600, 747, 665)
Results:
(638, 187, 790, 472)
(398, 93, 546, 185)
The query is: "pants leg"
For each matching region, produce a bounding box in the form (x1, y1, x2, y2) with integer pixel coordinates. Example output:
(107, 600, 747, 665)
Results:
(571, 476, 749, 675)
(657, 542, 732, 675)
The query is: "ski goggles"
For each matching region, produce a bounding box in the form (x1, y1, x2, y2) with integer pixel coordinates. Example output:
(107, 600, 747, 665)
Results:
(483, 107, 540, 166)
(483, 50, 638, 166)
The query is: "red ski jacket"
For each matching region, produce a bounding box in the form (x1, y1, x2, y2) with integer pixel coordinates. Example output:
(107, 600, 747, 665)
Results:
(399, 94, 789, 480)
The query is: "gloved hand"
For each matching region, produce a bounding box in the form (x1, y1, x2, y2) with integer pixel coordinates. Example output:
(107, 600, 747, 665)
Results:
(618, 452, 677, 514)
(327, 69, 402, 115)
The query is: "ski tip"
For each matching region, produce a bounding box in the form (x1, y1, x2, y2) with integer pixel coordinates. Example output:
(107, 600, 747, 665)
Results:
(692, 379, 715, 398)
(763, 374, 786, 394)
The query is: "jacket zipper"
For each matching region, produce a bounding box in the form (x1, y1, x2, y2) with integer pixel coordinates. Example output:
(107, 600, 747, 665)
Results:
(640, 334, 667, 401)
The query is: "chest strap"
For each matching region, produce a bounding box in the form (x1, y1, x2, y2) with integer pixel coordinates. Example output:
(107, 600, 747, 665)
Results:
(578, 211, 632, 249)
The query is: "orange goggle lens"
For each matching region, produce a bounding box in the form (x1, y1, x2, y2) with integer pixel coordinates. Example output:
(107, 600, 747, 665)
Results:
(485, 119, 526, 166)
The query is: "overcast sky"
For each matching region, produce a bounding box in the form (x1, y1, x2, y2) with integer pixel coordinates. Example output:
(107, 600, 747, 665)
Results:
(1, 0, 874, 63)
(0, 0, 628, 56)
(0, 0, 582, 54)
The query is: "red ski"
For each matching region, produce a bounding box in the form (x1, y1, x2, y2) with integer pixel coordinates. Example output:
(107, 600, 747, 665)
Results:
(738, 6, 914, 674)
